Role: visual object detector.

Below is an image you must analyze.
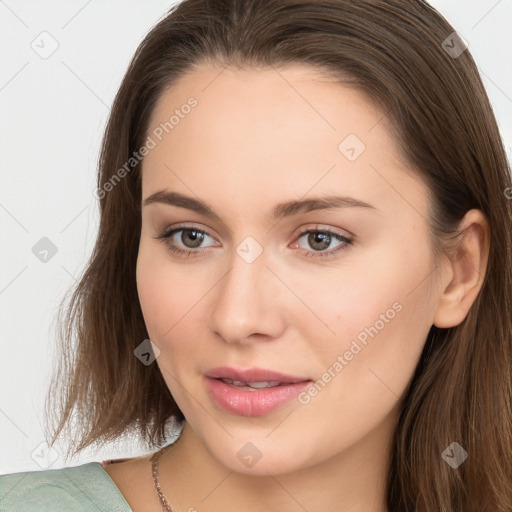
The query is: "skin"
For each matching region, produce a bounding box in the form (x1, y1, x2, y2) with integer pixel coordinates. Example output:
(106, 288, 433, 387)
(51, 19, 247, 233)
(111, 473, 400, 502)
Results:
(104, 62, 489, 512)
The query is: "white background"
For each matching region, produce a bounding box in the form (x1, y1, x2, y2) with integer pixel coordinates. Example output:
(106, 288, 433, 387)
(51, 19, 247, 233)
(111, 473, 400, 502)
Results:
(1, 0, 511, 474)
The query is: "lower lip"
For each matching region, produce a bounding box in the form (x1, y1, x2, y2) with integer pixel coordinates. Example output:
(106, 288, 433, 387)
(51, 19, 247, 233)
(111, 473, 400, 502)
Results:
(204, 377, 312, 417)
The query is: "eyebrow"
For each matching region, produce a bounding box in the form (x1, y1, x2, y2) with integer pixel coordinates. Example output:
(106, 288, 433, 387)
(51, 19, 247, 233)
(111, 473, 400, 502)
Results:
(142, 190, 377, 220)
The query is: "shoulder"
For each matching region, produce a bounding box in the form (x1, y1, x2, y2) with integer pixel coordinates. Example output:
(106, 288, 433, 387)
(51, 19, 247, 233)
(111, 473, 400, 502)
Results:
(100, 454, 164, 511)
(0, 462, 132, 511)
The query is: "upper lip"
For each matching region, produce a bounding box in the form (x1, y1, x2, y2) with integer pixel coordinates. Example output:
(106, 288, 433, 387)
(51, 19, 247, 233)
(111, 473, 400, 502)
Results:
(205, 366, 311, 383)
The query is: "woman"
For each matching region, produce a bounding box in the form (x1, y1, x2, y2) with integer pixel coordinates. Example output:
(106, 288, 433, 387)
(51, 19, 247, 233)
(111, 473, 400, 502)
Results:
(1, 0, 511, 510)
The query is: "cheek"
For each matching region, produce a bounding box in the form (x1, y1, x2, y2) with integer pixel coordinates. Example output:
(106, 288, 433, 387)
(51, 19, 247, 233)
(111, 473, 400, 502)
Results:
(287, 255, 403, 361)
(302, 235, 434, 381)
(136, 243, 198, 344)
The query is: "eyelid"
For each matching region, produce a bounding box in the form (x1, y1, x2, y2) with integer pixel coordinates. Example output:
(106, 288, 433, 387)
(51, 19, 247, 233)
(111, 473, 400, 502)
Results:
(292, 223, 353, 239)
(158, 222, 219, 240)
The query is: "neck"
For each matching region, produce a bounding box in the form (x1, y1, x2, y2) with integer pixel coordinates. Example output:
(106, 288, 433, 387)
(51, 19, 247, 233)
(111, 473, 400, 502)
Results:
(157, 417, 395, 512)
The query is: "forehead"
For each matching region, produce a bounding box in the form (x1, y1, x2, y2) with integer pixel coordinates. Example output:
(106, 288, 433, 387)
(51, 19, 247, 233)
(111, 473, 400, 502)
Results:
(141, 62, 430, 222)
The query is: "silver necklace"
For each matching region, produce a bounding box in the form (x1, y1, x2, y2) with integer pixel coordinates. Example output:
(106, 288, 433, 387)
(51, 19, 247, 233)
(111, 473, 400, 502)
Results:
(150, 445, 175, 512)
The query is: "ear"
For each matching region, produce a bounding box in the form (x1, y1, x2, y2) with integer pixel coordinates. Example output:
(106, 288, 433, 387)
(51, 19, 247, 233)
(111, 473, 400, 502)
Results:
(433, 209, 490, 328)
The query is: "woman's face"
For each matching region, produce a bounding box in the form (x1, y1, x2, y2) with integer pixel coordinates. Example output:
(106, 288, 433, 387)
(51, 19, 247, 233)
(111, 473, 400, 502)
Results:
(136, 62, 442, 475)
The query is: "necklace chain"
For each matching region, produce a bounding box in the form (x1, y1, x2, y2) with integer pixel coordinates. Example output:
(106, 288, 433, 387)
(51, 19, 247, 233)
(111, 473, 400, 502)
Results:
(150, 444, 175, 512)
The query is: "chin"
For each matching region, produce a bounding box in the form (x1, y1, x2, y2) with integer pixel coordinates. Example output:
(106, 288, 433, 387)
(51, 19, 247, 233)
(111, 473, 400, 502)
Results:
(204, 437, 314, 477)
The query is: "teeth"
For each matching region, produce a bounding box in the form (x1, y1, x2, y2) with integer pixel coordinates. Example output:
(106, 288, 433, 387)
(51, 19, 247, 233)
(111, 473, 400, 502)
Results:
(246, 381, 282, 388)
(220, 378, 283, 388)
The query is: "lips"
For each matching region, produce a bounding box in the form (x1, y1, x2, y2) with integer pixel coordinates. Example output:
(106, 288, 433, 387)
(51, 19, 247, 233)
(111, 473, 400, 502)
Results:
(203, 367, 314, 415)
(204, 366, 311, 385)
(204, 368, 314, 416)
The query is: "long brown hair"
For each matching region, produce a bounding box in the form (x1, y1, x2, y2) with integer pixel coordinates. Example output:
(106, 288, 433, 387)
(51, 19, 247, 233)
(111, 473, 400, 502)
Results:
(45, 1, 512, 509)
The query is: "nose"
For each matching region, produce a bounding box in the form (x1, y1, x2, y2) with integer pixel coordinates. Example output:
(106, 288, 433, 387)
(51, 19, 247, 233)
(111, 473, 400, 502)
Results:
(207, 245, 286, 345)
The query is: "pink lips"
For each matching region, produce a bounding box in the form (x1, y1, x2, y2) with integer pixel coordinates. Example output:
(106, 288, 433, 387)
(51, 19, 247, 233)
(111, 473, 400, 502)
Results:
(204, 366, 313, 417)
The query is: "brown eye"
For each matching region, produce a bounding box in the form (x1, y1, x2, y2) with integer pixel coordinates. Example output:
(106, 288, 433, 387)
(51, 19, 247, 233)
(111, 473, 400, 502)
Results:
(294, 228, 353, 259)
(307, 232, 332, 251)
(180, 229, 205, 249)
(154, 225, 217, 257)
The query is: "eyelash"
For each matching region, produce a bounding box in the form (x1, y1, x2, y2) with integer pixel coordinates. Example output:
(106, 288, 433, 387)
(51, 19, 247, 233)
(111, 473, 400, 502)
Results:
(153, 224, 353, 259)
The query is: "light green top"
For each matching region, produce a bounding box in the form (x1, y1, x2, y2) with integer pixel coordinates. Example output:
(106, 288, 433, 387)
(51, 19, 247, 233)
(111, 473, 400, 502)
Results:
(0, 462, 132, 511)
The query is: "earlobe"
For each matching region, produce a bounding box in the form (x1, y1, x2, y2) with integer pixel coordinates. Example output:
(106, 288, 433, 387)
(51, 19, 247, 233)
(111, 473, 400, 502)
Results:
(432, 209, 490, 329)
(433, 282, 467, 328)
